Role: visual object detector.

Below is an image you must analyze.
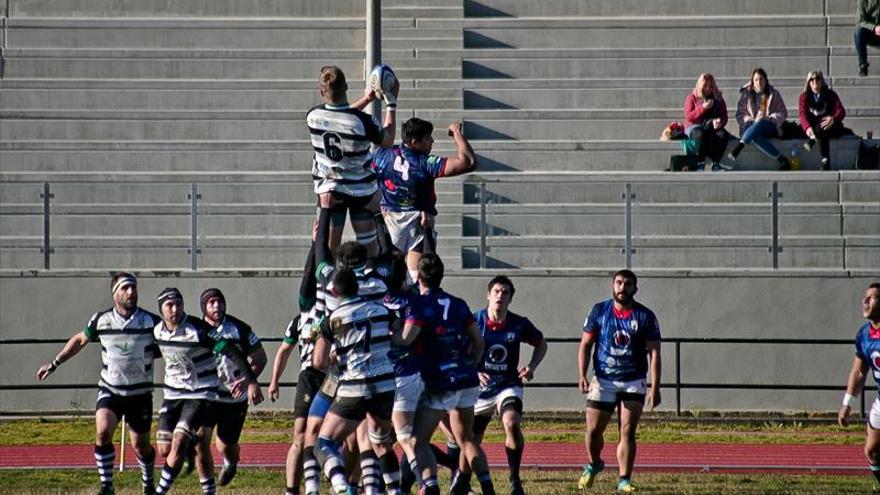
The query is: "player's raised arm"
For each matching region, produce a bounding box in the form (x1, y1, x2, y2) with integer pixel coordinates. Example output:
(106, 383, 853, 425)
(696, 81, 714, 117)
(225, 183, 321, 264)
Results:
(840, 356, 869, 427)
(36, 331, 90, 380)
(441, 121, 476, 176)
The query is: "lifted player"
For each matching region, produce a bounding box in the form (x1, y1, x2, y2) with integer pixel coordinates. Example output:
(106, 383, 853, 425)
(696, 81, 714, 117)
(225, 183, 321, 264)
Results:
(37, 273, 160, 495)
(839, 282, 880, 492)
(577, 270, 661, 493)
(473, 275, 548, 495)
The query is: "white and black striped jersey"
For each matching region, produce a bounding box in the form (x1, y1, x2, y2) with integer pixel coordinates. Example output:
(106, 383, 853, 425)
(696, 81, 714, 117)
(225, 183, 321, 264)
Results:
(320, 297, 396, 397)
(84, 308, 161, 397)
(283, 307, 323, 372)
(315, 261, 390, 316)
(208, 315, 262, 404)
(306, 103, 384, 197)
(153, 314, 226, 401)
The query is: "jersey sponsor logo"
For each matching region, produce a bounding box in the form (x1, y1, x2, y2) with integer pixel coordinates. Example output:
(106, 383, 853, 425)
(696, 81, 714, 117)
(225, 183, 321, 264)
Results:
(872, 351, 880, 379)
(485, 344, 508, 371)
(630, 319, 639, 331)
(505, 332, 516, 342)
(113, 342, 133, 355)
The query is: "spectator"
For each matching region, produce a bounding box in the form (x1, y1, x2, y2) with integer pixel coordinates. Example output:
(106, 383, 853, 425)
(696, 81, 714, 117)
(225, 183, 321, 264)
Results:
(798, 70, 851, 170)
(684, 73, 729, 171)
(729, 68, 791, 170)
(855, 0, 880, 76)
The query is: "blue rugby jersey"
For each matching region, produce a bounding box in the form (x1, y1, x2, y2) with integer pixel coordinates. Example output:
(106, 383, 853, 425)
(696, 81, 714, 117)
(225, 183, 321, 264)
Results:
(855, 321, 880, 397)
(474, 309, 544, 398)
(405, 289, 478, 392)
(372, 145, 446, 216)
(583, 299, 660, 381)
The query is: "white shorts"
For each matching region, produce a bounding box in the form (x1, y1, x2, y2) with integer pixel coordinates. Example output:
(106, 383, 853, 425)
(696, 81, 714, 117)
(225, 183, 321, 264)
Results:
(393, 373, 425, 413)
(474, 386, 523, 416)
(870, 398, 880, 430)
(384, 210, 435, 253)
(423, 386, 480, 411)
(586, 376, 647, 405)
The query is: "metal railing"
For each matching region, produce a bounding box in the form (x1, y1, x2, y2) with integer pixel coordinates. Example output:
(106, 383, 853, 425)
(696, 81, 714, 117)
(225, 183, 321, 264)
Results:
(0, 336, 871, 418)
(7, 176, 844, 272)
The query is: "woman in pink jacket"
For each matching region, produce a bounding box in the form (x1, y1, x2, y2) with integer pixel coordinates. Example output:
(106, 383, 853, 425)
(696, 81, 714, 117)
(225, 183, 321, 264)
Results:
(799, 70, 849, 170)
(729, 68, 791, 170)
(684, 73, 729, 171)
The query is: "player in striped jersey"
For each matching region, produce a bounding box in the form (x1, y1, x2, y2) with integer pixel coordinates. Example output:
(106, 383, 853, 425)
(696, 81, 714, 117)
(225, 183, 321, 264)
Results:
(200, 288, 267, 486)
(37, 272, 160, 495)
(395, 254, 496, 495)
(314, 267, 400, 495)
(308, 65, 397, 258)
(153, 288, 263, 495)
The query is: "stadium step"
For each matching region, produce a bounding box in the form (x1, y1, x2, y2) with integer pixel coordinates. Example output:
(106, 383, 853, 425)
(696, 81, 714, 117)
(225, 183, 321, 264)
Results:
(463, 0, 827, 17)
(6, 0, 368, 17)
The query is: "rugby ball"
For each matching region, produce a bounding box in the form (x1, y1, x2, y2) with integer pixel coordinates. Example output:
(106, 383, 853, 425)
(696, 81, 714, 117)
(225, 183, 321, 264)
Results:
(369, 64, 398, 98)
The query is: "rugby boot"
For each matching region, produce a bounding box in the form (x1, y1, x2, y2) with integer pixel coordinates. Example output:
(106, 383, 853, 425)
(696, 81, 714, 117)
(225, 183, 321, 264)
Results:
(617, 479, 637, 492)
(218, 462, 237, 486)
(577, 461, 604, 491)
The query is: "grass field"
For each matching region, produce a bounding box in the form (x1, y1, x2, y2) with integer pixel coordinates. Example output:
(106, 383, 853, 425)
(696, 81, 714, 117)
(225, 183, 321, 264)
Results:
(0, 468, 872, 495)
(0, 414, 872, 494)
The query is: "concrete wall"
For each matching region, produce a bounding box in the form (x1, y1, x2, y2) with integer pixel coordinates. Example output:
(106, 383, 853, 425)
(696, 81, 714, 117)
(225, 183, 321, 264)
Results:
(1, 271, 876, 413)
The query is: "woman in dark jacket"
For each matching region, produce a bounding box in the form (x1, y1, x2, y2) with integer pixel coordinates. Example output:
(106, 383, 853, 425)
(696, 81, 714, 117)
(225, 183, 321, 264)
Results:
(798, 70, 850, 170)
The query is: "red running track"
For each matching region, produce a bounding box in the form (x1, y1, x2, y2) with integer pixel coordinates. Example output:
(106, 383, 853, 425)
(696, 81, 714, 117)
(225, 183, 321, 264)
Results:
(0, 443, 866, 475)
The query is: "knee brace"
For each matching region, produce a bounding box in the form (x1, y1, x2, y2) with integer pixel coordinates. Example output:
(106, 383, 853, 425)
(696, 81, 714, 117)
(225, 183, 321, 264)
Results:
(368, 428, 392, 446)
(500, 396, 524, 415)
(156, 430, 173, 445)
(394, 423, 414, 442)
(315, 436, 342, 466)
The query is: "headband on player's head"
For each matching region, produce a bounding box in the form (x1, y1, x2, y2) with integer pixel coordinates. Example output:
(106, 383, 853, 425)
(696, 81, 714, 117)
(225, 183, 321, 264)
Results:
(157, 287, 183, 308)
(112, 275, 137, 296)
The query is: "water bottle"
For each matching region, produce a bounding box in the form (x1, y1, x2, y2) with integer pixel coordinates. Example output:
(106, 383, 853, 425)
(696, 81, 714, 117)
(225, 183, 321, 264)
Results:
(790, 144, 801, 171)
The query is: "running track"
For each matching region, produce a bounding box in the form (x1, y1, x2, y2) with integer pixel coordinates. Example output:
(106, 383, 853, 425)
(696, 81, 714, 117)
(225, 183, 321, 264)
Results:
(0, 443, 866, 475)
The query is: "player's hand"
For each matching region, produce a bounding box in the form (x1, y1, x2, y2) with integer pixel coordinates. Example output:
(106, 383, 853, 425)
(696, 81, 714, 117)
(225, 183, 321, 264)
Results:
(646, 387, 661, 411)
(518, 366, 534, 382)
(329, 349, 339, 366)
(383, 80, 399, 106)
(874, 25, 880, 36)
(36, 364, 54, 381)
(579, 375, 590, 394)
(448, 121, 463, 137)
(806, 127, 815, 139)
(363, 86, 377, 103)
(820, 116, 834, 130)
(838, 405, 851, 427)
(420, 212, 434, 229)
(478, 372, 490, 387)
(268, 381, 280, 402)
(248, 381, 264, 406)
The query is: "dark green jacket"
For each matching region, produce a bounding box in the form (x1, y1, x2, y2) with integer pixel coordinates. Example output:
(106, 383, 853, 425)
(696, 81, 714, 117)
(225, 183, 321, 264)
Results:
(857, 0, 880, 31)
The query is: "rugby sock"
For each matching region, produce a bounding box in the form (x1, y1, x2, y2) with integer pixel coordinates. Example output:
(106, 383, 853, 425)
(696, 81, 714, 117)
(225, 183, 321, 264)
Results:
(94, 443, 115, 491)
(423, 476, 440, 495)
(505, 443, 524, 483)
(360, 451, 381, 495)
(870, 464, 880, 484)
(450, 469, 473, 495)
(302, 447, 321, 495)
(286, 488, 300, 495)
(446, 440, 461, 467)
(399, 454, 421, 492)
(155, 462, 182, 494)
(136, 447, 156, 492)
(379, 451, 401, 495)
(476, 471, 496, 495)
(320, 449, 349, 494)
(429, 444, 455, 470)
(200, 476, 216, 494)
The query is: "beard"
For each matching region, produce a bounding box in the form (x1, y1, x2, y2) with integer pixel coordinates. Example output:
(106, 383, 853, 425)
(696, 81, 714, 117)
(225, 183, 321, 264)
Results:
(613, 292, 634, 305)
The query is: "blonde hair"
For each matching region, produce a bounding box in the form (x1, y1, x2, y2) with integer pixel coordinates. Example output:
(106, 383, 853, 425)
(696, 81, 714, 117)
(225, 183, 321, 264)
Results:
(693, 73, 722, 100)
(803, 70, 826, 94)
(319, 66, 347, 103)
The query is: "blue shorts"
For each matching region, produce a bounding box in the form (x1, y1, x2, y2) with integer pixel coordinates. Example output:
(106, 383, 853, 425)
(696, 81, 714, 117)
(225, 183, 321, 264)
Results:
(308, 390, 333, 418)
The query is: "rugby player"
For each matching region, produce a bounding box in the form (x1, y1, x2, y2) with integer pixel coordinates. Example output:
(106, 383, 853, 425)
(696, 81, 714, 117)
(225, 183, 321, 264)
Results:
(472, 275, 548, 495)
(372, 118, 476, 284)
(577, 270, 661, 493)
(200, 288, 267, 486)
(396, 254, 496, 495)
(313, 267, 400, 495)
(152, 288, 262, 495)
(838, 282, 880, 491)
(308, 65, 397, 258)
(37, 273, 160, 495)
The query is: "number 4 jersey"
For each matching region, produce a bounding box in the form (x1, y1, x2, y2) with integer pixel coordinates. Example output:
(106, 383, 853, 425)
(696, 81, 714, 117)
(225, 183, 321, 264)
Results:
(372, 145, 447, 216)
(306, 103, 384, 197)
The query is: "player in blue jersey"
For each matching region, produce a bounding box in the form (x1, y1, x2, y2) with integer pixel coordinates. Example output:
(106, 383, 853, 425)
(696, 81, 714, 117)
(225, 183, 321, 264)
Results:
(838, 282, 880, 491)
(577, 270, 661, 493)
(394, 254, 496, 495)
(372, 118, 476, 283)
(471, 275, 548, 495)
